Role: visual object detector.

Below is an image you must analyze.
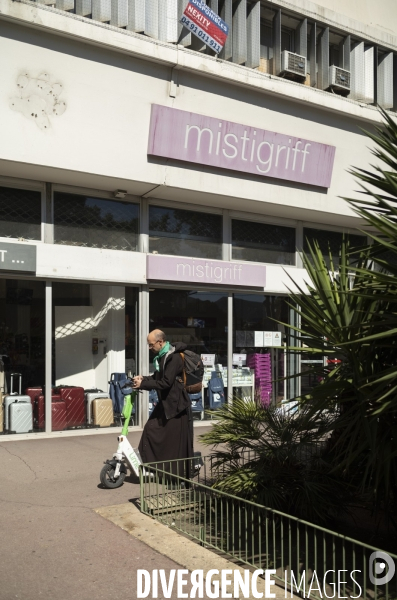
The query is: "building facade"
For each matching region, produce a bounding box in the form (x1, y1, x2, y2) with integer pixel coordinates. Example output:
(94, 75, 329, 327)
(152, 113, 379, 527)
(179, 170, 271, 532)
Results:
(0, 0, 396, 437)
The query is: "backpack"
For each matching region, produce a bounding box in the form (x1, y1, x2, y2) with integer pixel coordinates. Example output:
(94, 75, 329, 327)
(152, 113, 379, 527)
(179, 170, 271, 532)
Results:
(180, 350, 204, 394)
(109, 372, 128, 414)
(207, 372, 225, 409)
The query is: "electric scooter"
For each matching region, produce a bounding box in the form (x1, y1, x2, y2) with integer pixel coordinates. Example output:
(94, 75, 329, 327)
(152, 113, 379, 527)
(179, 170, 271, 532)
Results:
(100, 385, 203, 489)
(100, 388, 145, 489)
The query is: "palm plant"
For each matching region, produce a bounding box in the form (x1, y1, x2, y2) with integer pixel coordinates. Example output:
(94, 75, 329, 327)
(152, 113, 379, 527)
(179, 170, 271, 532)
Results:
(280, 109, 397, 515)
(201, 111, 397, 524)
(282, 237, 397, 514)
(200, 397, 349, 524)
(344, 108, 397, 417)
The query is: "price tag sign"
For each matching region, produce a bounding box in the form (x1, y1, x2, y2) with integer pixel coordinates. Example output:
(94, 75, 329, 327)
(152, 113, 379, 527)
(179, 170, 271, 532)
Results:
(180, 0, 229, 55)
(233, 354, 247, 366)
(201, 354, 215, 366)
(272, 332, 282, 346)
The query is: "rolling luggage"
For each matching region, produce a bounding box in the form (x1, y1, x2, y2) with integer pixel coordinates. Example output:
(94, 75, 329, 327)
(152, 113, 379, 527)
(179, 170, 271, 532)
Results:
(9, 399, 33, 434)
(25, 386, 60, 406)
(34, 394, 67, 431)
(85, 389, 108, 424)
(52, 401, 67, 431)
(4, 373, 32, 431)
(58, 385, 86, 428)
(92, 398, 114, 427)
(25, 386, 45, 405)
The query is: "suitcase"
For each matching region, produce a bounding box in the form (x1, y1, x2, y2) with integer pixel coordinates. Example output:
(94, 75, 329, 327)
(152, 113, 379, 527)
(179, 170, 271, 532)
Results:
(25, 386, 59, 405)
(34, 394, 66, 431)
(9, 399, 33, 434)
(52, 400, 67, 431)
(92, 398, 114, 427)
(85, 390, 108, 424)
(58, 386, 86, 428)
(4, 373, 32, 431)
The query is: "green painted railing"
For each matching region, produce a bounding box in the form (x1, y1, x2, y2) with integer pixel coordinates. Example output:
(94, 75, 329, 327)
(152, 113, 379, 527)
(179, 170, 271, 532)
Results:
(139, 455, 397, 600)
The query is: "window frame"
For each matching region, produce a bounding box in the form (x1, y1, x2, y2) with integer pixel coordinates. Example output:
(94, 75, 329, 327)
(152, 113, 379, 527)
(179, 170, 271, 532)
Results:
(0, 176, 45, 243)
(52, 186, 141, 252)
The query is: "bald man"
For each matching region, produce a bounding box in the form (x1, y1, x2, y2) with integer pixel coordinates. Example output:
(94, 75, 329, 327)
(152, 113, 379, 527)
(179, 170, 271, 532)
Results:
(133, 329, 193, 469)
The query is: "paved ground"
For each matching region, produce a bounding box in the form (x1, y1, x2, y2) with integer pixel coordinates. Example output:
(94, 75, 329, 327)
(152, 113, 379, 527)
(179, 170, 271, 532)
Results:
(0, 428, 212, 600)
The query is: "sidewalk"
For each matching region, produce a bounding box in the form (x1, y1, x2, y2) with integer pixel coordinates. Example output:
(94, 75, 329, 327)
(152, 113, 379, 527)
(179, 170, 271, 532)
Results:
(0, 428, 213, 600)
(0, 429, 297, 600)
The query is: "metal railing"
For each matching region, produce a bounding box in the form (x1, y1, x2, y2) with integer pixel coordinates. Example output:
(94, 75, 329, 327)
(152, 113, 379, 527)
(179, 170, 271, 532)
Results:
(139, 455, 397, 600)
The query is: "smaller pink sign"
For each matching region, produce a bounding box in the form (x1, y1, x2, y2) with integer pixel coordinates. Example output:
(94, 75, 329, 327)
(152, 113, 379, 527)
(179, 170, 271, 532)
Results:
(147, 255, 266, 288)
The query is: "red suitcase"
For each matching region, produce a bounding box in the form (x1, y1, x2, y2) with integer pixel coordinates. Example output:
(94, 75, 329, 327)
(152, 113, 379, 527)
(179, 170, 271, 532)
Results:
(34, 395, 67, 431)
(26, 386, 45, 406)
(58, 386, 86, 428)
(25, 386, 59, 405)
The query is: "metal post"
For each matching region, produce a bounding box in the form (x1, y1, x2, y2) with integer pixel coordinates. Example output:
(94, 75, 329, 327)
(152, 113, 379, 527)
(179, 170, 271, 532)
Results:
(45, 281, 52, 433)
(139, 285, 150, 428)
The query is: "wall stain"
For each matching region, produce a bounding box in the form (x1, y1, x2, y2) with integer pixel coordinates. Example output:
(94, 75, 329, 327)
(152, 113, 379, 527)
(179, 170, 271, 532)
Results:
(10, 71, 67, 131)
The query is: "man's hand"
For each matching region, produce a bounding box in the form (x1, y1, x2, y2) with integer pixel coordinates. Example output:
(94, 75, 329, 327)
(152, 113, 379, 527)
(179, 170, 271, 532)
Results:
(133, 375, 143, 389)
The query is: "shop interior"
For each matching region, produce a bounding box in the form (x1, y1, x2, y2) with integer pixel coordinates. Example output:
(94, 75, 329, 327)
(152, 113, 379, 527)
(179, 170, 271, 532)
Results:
(0, 280, 138, 434)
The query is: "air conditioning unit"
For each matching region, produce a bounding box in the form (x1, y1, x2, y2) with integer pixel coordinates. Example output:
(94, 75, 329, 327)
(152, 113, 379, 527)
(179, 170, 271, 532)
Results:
(280, 51, 307, 80)
(329, 66, 351, 93)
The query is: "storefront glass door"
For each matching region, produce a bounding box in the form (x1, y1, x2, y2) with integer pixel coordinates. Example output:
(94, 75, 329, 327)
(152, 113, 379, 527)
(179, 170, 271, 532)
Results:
(51, 282, 139, 432)
(0, 279, 45, 436)
(149, 289, 228, 420)
(233, 294, 289, 406)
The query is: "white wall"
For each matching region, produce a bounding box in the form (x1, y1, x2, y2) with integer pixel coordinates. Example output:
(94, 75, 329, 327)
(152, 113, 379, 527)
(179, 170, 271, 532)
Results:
(36, 244, 146, 284)
(0, 12, 381, 227)
(297, 0, 397, 37)
(55, 305, 94, 387)
(54, 284, 126, 390)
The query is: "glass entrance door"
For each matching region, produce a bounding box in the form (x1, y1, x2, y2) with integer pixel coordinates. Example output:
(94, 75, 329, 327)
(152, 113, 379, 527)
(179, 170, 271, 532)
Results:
(149, 289, 228, 419)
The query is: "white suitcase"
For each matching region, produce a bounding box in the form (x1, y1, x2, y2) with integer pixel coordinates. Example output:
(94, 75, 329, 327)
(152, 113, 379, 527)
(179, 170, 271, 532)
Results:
(4, 373, 31, 431)
(85, 390, 108, 424)
(9, 399, 33, 434)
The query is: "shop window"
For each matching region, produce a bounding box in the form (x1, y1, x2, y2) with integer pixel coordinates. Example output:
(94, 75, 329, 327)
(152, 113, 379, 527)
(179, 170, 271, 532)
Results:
(52, 283, 139, 432)
(149, 205, 222, 259)
(149, 289, 227, 420)
(303, 228, 367, 267)
(0, 186, 42, 240)
(54, 192, 139, 251)
(233, 294, 289, 406)
(232, 219, 296, 265)
(0, 280, 45, 436)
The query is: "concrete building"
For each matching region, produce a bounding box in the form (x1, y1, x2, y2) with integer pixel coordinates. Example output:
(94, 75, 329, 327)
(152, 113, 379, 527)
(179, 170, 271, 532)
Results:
(0, 0, 396, 437)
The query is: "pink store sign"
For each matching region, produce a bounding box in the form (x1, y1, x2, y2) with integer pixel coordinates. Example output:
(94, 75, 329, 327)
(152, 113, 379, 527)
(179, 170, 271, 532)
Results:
(147, 255, 266, 288)
(148, 104, 335, 188)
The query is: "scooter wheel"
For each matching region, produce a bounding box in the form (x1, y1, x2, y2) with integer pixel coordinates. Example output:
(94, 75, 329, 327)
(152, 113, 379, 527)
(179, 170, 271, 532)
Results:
(100, 463, 126, 489)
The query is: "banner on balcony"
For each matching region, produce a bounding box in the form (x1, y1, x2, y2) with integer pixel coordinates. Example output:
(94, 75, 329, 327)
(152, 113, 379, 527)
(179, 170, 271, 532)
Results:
(179, 0, 229, 55)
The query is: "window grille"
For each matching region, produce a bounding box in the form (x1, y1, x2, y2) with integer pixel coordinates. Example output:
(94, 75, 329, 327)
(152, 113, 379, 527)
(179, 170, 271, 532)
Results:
(232, 219, 296, 265)
(149, 205, 222, 259)
(0, 186, 42, 240)
(54, 192, 139, 251)
(303, 228, 366, 267)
